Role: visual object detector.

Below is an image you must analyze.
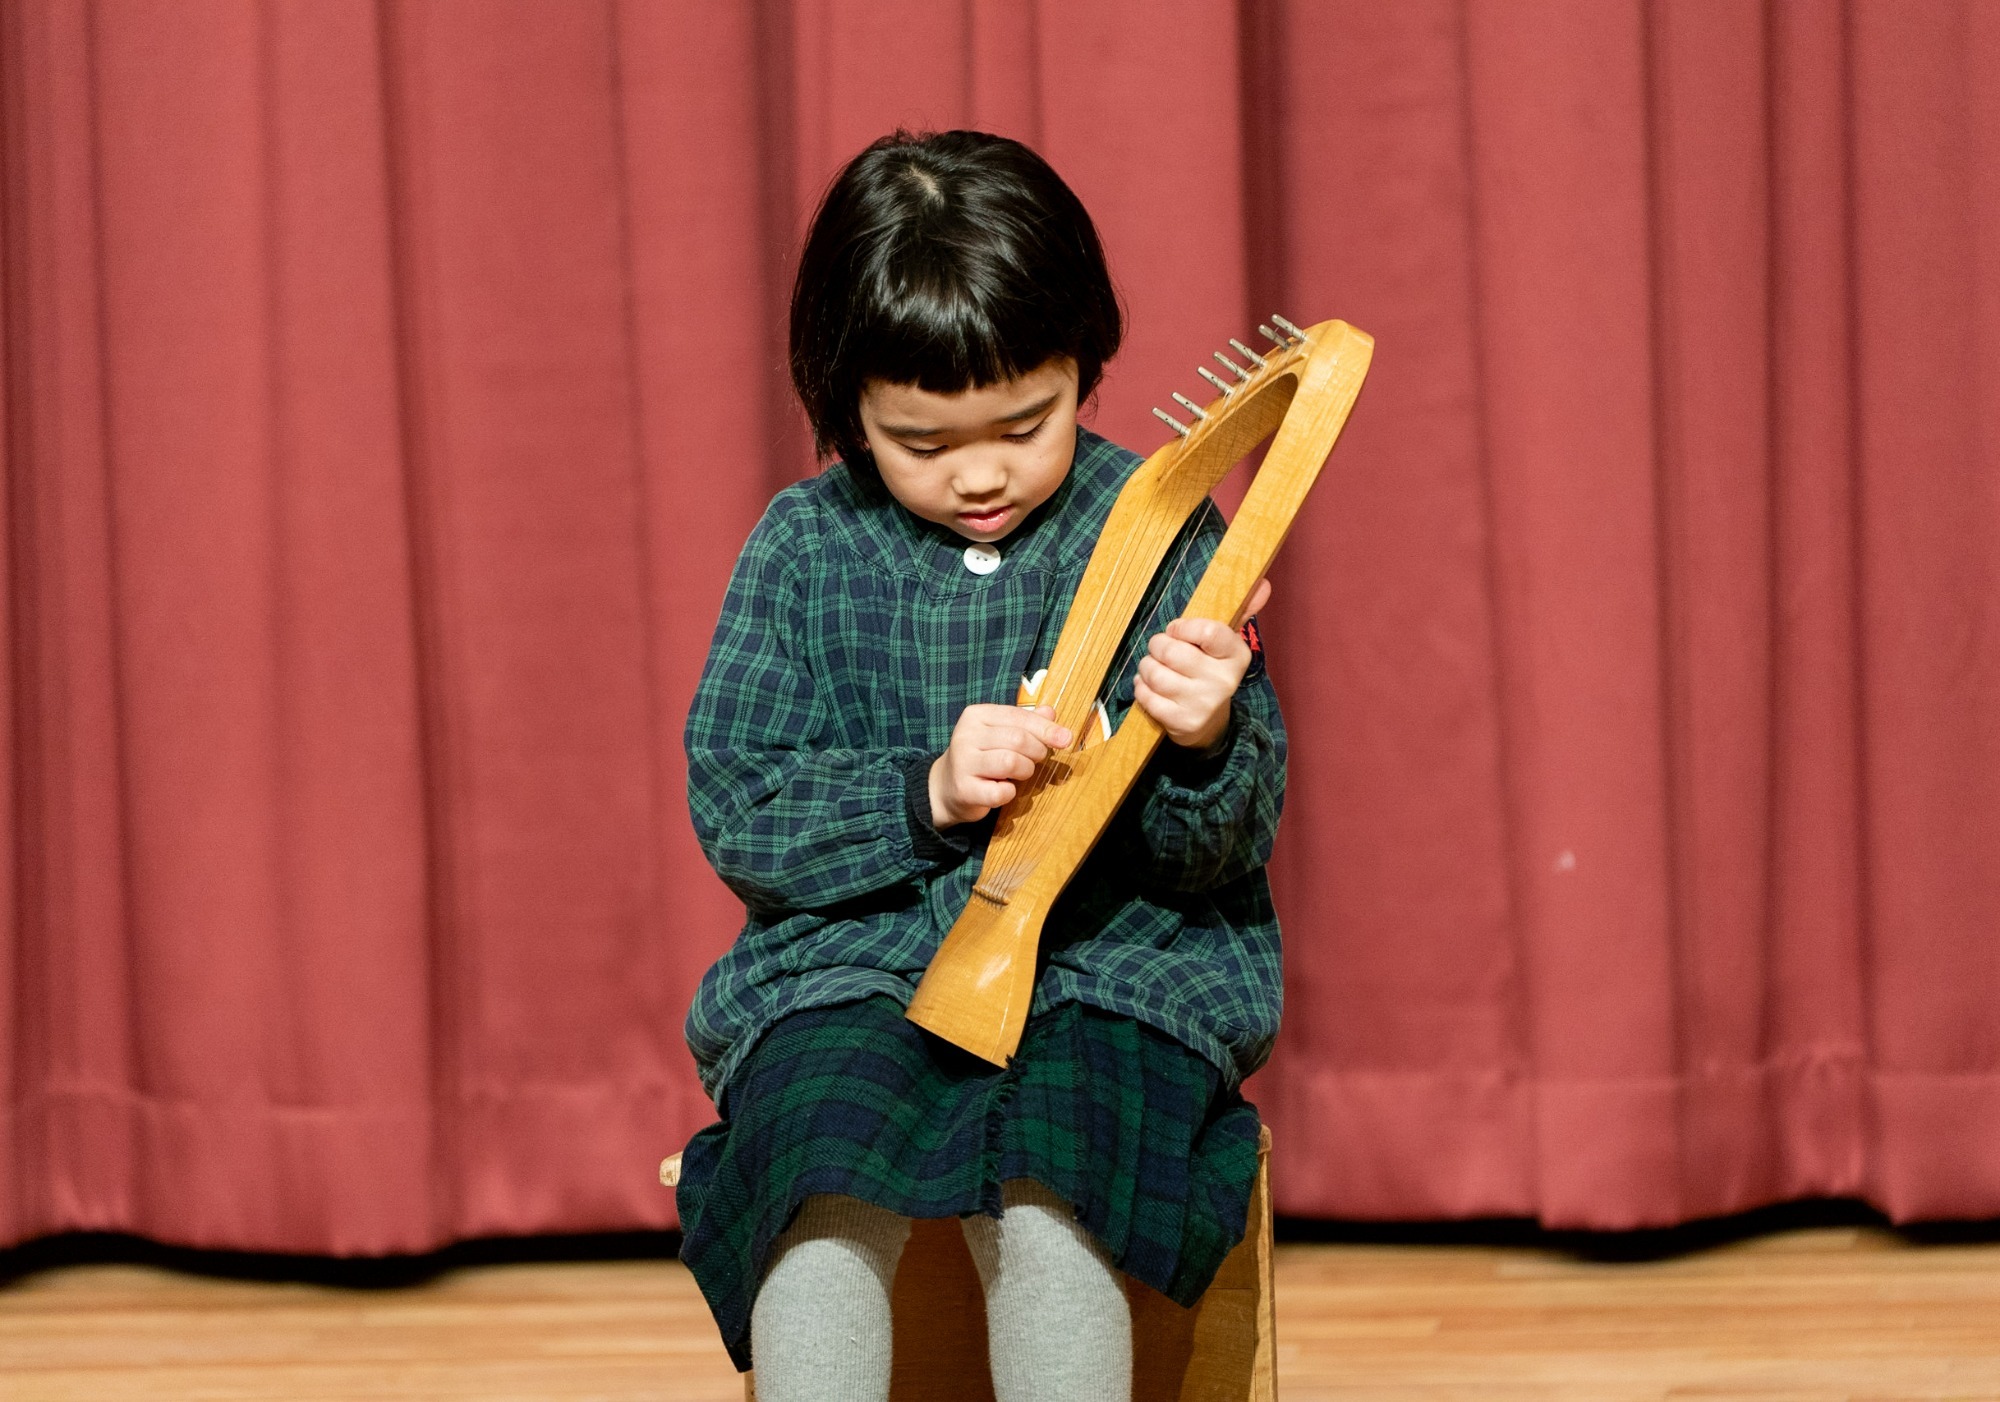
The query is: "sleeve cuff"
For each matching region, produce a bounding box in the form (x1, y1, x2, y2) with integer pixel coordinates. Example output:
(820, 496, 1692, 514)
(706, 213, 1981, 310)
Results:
(901, 754, 971, 864)
(1153, 707, 1242, 796)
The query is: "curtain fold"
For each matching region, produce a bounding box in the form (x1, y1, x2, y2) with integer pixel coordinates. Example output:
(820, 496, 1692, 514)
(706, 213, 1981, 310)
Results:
(1, 0, 1994, 1250)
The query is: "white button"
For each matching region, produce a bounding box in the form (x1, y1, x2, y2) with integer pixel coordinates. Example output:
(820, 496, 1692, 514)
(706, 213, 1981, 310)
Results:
(962, 542, 1002, 575)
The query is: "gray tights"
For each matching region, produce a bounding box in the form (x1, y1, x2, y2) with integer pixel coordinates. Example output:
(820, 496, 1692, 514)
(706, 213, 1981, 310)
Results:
(748, 1180, 1132, 1402)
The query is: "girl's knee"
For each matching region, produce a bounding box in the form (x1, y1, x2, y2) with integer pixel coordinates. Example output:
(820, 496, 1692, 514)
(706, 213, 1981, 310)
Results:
(773, 1194, 912, 1272)
(961, 1179, 1118, 1287)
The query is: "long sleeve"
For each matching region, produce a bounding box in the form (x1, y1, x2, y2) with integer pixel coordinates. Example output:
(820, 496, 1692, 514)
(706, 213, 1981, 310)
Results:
(1114, 673, 1286, 892)
(684, 499, 941, 915)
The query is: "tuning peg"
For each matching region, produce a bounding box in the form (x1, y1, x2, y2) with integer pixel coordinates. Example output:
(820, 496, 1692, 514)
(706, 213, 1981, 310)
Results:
(1170, 392, 1208, 420)
(1197, 366, 1236, 396)
(1256, 324, 1287, 349)
(1271, 313, 1309, 341)
(1230, 337, 1269, 368)
(1152, 407, 1191, 436)
(1214, 351, 1251, 382)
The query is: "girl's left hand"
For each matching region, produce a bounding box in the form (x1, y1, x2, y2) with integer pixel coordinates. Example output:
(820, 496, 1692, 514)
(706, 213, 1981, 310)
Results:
(1133, 576, 1272, 752)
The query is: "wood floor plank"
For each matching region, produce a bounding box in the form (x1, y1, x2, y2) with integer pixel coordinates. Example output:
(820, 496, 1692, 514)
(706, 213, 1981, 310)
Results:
(2, 1226, 1997, 1400)
(1271, 1227, 2000, 1402)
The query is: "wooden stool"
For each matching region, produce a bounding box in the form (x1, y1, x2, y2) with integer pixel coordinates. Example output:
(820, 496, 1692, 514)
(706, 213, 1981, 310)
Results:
(661, 1125, 1276, 1401)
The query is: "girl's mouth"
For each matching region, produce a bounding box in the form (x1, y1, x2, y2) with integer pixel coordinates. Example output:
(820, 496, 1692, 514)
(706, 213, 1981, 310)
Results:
(959, 505, 1012, 532)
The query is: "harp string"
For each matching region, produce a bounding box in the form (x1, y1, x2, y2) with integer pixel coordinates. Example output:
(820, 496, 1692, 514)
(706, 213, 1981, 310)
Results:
(1096, 496, 1218, 717)
(1052, 478, 1182, 716)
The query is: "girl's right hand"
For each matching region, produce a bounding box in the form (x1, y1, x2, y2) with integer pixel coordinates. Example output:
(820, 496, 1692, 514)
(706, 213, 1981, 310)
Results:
(929, 704, 1073, 830)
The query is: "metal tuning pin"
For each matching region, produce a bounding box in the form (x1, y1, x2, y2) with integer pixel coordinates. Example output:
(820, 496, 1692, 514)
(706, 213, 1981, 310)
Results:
(1214, 350, 1252, 382)
(1152, 406, 1191, 437)
(1256, 324, 1288, 349)
(1170, 392, 1208, 420)
(1197, 365, 1236, 396)
(1271, 313, 1309, 342)
(1230, 337, 1270, 369)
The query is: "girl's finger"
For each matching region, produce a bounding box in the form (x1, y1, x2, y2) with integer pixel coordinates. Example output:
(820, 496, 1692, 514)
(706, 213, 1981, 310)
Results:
(974, 747, 1036, 780)
(1237, 576, 1272, 625)
(1153, 630, 1239, 680)
(1010, 704, 1069, 750)
(988, 726, 1049, 762)
(1138, 656, 1197, 701)
(1147, 631, 1203, 673)
(1165, 617, 1246, 658)
(1132, 678, 1187, 731)
(1003, 720, 1066, 754)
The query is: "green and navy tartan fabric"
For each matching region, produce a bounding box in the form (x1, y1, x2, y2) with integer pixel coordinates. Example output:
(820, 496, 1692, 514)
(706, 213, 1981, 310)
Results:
(675, 995, 1263, 1371)
(683, 427, 1288, 1101)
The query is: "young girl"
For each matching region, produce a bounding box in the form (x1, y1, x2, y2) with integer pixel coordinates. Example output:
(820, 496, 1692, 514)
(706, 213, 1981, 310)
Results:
(675, 130, 1285, 1402)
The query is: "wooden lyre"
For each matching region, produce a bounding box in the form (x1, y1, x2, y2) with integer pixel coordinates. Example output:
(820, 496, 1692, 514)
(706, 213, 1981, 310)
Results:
(905, 315, 1373, 1065)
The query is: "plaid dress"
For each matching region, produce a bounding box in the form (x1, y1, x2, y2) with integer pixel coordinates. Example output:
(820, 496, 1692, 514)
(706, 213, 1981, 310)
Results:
(676, 996, 1262, 1370)
(679, 427, 1286, 1366)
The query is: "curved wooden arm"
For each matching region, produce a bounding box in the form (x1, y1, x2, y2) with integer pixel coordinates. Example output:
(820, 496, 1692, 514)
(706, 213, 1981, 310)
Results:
(906, 319, 1374, 1064)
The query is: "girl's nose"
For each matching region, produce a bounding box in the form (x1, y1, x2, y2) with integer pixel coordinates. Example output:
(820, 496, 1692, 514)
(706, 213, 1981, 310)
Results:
(951, 452, 1007, 497)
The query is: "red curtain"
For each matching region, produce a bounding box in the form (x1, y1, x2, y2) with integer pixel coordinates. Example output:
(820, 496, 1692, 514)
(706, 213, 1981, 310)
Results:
(1, 0, 1994, 1252)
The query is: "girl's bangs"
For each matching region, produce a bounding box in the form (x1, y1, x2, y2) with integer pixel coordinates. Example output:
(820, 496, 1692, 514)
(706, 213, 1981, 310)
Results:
(859, 274, 1059, 392)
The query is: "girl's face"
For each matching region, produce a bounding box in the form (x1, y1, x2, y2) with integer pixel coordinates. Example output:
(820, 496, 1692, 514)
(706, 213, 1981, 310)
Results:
(858, 357, 1080, 543)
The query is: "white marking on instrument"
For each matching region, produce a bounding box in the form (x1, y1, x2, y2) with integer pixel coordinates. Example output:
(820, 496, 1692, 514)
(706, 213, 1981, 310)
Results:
(1272, 312, 1309, 342)
(1152, 407, 1190, 436)
(1233, 337, 1270, 368)
(1215, 351, 1251, 382)
(1015, 667, 1107, 746)
(1197, 366, 1235, 396)
(1171, 392, 1208, 420)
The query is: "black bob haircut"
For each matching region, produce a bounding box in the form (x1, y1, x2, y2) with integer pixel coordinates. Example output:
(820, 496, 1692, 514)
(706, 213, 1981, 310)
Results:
(789, 130, 1123, 467)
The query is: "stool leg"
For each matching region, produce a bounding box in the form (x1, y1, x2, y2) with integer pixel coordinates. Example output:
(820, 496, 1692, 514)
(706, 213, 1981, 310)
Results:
(1249, 1127, 1276, 1402)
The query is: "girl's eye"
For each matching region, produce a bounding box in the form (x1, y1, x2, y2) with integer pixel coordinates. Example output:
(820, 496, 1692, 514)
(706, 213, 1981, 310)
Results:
(1004, 420, 1046, 444)
(904, 443, 948, 459)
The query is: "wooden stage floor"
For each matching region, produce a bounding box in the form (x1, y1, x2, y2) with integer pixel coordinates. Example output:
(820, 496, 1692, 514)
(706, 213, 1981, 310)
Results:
(4, 1217, 1999, 1400)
